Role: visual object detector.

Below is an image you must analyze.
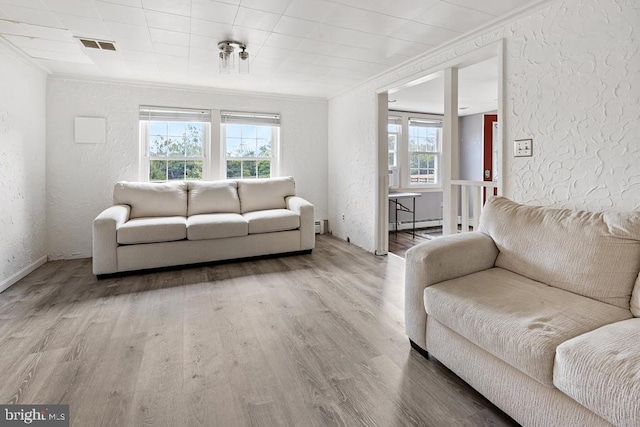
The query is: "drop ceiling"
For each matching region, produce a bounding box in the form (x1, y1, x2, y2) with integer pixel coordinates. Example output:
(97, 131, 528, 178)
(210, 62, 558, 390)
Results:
(0, 0, 538, 98)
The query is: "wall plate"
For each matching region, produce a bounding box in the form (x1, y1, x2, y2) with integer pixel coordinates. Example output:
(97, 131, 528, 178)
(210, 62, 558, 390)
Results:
(514, 139, 532, 157)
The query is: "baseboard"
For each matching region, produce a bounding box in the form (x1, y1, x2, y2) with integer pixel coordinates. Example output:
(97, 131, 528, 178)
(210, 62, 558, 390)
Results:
(0, 256, 47, 293)
(389, 219, 442, 231)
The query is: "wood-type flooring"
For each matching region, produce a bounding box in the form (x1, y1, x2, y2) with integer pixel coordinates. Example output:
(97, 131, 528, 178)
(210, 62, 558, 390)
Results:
(0, 235, 518, 426)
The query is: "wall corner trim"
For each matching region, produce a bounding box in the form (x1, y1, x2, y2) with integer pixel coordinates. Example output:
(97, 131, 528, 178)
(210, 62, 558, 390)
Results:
(0, 256, 47, 294)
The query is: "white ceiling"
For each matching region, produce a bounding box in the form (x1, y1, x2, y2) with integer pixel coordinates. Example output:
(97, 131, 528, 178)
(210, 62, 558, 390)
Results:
(0, 0, 536, 98)
(390, 56, 498, 116)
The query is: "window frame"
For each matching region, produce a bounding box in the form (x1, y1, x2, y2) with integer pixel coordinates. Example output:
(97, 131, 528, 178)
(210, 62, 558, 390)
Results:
(407, 117, 442, 187)
(139, 106, 212, 182)
(220, 111, 280, 180)
(388, 110, 443, 190)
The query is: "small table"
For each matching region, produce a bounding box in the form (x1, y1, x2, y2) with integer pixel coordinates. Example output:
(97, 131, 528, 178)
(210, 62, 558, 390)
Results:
(388, 192, 422, 238)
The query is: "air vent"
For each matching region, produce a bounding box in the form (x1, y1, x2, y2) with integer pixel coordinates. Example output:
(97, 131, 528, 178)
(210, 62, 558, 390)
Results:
(78, 38, 117, 51)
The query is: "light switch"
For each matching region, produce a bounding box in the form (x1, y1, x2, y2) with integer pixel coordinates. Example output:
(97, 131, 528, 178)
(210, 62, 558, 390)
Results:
(514, 139, 532, 157)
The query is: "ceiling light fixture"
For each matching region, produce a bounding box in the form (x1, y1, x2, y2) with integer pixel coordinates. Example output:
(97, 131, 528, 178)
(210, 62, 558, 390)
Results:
(218, 40, 249, 74)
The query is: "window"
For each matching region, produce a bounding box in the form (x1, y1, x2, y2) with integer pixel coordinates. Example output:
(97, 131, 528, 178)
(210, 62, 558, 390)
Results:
(221, 111, 279, 179)
(140, 107, 210, 181)
(408, 118, 442, 186)
(388, 116, 401, 168)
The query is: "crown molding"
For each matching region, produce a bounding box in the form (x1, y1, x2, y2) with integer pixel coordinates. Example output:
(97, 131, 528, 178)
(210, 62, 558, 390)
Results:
(329, 0, 556, 100)
(47, 73, 328, 104)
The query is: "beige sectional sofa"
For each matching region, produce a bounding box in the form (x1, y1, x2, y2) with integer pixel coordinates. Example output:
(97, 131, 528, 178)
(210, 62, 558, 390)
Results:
(93, 176, 314, 275)
(405, 197, 640, 427)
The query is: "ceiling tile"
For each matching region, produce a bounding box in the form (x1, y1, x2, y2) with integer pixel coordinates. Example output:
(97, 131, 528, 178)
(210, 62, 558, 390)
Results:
(145, 9, 190, 33)
(119, 48, 156, 62)
(0, 20, 72, 41)
(0, 0, 46, 8)
(190, 18, 232, 38)
(227, 26, 270, 47)
(141, 0, 190, 16)
(414, 2, 493, 33)
(233, 7, 280, 32)
(308, 24, 383, 49)
(189, 34, 220, 50)
(0, 4, 62, 27)
(239, 0, 291, 14)
(389, 20, 460, 46)
(103, 21, 150, 40)
(99, 0, 143, 6)
(283, 0, 337, 23)
(445, 0, 528, 17)
(191, 0, 238, 24)
(272, 16, 317, 38)
(3, 34, 82, 54)
(23, 48, 92, 63)
(149, 27, 189, 45)
(295, 38, 331, 55)
(53, 13, 113, 40)
(153, 42, 189, 57)
(263, 33, 303, 50)
(116, 35, 153, 51)
(323, 5, 406, 36)
(41, 0, 101, 19)
(188, 46, 217, 64)
(95, 1, 145, 25)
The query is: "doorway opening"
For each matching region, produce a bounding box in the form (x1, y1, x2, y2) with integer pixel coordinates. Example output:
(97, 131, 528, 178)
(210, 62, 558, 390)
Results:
(375, 42, 504, 257)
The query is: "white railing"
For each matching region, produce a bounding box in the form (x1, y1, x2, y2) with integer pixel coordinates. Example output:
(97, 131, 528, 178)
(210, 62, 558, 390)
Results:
(451, 180, 499, 233)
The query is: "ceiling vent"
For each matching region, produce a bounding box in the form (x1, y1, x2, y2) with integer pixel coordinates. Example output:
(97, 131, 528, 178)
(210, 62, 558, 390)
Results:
(78, 38, 117, 51)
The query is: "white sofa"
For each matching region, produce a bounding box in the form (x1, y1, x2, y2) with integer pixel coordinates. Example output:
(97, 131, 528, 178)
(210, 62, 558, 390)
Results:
(405, 197, 640, 427)
(93, 176, 314, 275)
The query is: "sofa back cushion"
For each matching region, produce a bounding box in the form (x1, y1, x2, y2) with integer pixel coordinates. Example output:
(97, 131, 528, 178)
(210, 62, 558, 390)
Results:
(479, 196, 640, 310)
(187, 180, 240, 215)
(237, 176, 296, 213)
(113, 181, 187, 219)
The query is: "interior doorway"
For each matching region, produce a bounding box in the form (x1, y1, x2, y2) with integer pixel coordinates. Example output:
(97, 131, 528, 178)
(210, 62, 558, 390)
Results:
(375, 41, 504, 257)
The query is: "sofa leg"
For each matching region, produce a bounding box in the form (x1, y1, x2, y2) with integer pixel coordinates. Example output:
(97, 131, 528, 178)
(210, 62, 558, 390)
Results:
(409, 339, 429, 359)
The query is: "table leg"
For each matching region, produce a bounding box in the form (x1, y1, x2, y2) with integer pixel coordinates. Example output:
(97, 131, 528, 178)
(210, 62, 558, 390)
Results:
(412, 197, 416, 238)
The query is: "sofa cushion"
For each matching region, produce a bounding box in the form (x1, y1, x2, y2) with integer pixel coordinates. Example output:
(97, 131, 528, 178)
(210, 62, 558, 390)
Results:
(187, 180, 240, 215)
(479, 196, 640, 310)
(424, 267, 633, 387)
(117, 216, 187, 244)
(554, 318, 640, 427)
(243, 209, 300, 234)
(237, 176, 296, 213)
(113, 181, 187, 219)
(187, 213, 248, 240)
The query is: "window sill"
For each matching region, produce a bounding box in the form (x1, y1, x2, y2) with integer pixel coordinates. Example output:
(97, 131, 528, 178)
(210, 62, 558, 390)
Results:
(391, 186, 442, 193)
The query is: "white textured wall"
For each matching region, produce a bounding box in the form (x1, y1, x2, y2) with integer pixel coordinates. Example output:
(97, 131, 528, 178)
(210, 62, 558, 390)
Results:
(47, 78, 328, 259)
(329, 0, 640, 252)
(0, 44, 47, 282)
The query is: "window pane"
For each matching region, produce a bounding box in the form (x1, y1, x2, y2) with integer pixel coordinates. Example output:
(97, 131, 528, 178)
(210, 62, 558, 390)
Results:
(150, 121, 167, 135)
(241, 138, 257, 156)
(167, 136, 186, 157)
(168, 121, 187, 136)
(257, 139, 271, 158)
(149, 160, 167, 181)
(227, 160, 241, 178)
(388, 153, 395, 167)
(185, 160, 203, 180)
(226, 124, 242, 138)
(185, 123, 204, 156)
(409, 153, 436, 184)
(167, 160, 186, 180)
(242, 160, 257, 178)
(241, 125, 257, 139)
(388, 134, 396, 150)
(256, 126, 271, 139)
(227, 138, 242, 157)
(257, 160, 270, 178)
(150, 135, 167, 157)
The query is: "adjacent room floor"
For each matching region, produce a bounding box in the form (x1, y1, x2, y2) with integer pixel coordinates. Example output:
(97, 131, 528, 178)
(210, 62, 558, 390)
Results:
(388, 227, 442, 257)
(0, 235, 517, 426)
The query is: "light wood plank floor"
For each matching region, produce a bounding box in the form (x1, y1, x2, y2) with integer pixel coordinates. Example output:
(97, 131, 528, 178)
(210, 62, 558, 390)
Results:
(0, 235, 518, 427)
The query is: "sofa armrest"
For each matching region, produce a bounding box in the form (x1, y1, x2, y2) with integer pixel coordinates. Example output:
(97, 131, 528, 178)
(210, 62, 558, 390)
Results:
(286, 196, 315, 250)
(405, 232, 498, 350)
(92, 204, 130, 275)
